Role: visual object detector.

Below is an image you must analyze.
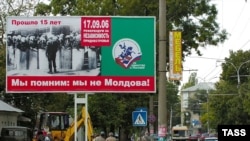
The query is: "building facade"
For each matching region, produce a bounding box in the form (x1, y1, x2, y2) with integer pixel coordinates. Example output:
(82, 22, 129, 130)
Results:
(0, 100, 23, 133)
(181, 82, 215, 134)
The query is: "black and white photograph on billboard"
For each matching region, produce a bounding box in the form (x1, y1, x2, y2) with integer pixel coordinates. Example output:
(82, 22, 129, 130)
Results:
(6, 18, 101, 76)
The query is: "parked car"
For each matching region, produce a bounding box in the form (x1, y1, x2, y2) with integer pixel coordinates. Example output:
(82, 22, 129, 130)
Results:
(0, 126, 33, 141)
(199, 133, 209, 141)
(188, 134, 200, 141)
(208, 133, 217, 137)
(204, 137, 218, 141)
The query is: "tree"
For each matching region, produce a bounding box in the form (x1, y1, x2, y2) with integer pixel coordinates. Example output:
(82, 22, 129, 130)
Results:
(220, 50, 250, 86)
(34, 2, 51, 16)
(88, 93, 149, 140)
(207, 50, 250, 128)
(35, 0, 227, 60)
(117, 0, 228, 58)
(181, 72, 197, 89)
(0, 0, 41, 44)
(0, 44, 6, 92)
(240, 82, 250, 116)
(166, 82, 181, 127)
(188, 90, 208, 115)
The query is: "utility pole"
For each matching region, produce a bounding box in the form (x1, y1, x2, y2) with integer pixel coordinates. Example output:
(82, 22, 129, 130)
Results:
(158, 0, 167, 139)
(217, 59, 250, 88)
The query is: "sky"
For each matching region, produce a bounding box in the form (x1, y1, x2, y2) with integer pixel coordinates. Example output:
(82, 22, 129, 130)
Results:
(182, 0, 250, 84)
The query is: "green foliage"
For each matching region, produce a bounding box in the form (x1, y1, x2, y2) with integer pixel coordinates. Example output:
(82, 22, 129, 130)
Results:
(35, 0, 227, 60)
(86, 81, 179, 133)
(241, 82, 250, 115)
(166, 0, 228, 57)
(220, 50, 250, 86)
(0, 44, 6, 91)
(181, 72, 197, 89)
(188, 90, 207, 115)
(34, 2, 51, 16)
(167, 82, 181, 126)
(88, 93, 149, 133)
(206, 50, 250, 128)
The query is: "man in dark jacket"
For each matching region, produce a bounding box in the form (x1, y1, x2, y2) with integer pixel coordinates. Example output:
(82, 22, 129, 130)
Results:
(46, 35, 60, 73)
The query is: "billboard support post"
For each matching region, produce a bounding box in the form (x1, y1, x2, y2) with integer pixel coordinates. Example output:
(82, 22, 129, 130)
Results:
(74, 93, 87, 141)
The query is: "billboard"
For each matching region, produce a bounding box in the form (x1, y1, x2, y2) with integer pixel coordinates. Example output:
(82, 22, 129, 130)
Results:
(169, 31, 182, 80)
(6, 16, 156, 93)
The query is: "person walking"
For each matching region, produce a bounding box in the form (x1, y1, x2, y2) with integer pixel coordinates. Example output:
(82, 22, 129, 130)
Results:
(106, 132, 116, 141)
(44, 132, 53, 141)
(142, 132, 151, 141)
(95, 131, 106, 141)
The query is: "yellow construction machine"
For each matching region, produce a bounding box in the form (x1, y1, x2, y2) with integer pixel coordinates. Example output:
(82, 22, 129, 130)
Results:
(32, 106, 93, 141)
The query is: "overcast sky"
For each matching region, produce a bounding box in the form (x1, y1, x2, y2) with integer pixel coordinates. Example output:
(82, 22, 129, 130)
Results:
(182, 0, 250, 84)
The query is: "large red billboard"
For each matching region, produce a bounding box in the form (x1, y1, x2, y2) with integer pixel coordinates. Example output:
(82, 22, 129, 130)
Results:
(6, 16, 156, 93)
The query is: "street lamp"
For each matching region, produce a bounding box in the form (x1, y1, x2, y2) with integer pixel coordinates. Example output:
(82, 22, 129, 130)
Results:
(217, 59, 250, 88)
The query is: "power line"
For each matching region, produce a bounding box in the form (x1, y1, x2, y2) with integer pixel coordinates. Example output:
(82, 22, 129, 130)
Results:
(186, 56, 223, 60)
(203, 66, 219, 80)
(229, 2, 246, 35)
(218, 0, 248, 58)
(239, 39, 250, 50)
(238, 17, 250, 39)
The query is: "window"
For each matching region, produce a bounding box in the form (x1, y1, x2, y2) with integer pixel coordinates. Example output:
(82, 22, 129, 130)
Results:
(173, 130, 186, 137)
(51, 115, 60, 129)
(8, 130, 14, 136)
(183, 92, 188, 100)
(14, 130, 24, 136)
(183, 100, 188, 108)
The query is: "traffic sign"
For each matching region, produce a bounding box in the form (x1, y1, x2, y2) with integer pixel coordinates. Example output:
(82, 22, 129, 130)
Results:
(132, 111, 147, 126)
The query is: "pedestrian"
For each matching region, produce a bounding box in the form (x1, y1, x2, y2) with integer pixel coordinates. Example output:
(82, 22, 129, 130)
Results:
(37, 131, 45, 141)
(142, 132, 151, 141)
(46, 35, 60, 74)
(95, 131, 106, 141)
(106, 132, 116, 141)
(44, 132, 53, 141)
(130, 134, 135, 141)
